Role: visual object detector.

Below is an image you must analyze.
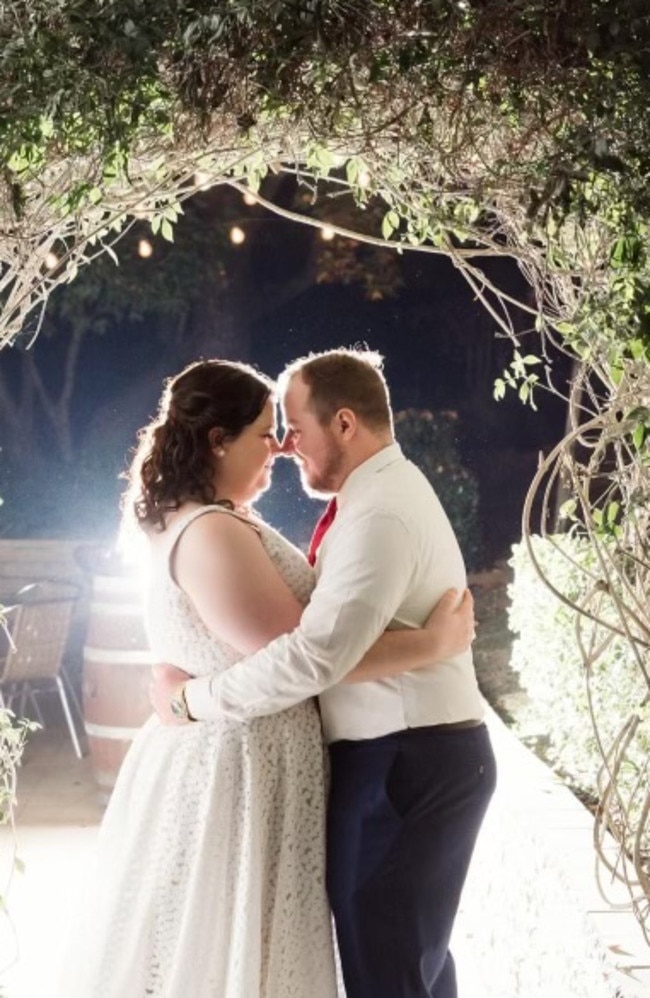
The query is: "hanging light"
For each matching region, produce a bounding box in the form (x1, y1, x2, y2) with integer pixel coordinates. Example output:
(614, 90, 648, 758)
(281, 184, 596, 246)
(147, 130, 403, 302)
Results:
(230, 226, 246, 245)
(320, 226, 335, 242)
(45, 251, 59, 270)
(242, 191, 257, 206)
(138, 239, 153, 258)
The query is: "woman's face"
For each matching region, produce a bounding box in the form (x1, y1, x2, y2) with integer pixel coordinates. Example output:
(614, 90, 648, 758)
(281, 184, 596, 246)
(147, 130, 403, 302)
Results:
(215, 399, 281, 505)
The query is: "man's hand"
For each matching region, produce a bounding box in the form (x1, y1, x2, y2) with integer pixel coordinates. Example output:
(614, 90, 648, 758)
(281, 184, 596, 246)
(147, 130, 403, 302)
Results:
(150, 663, 193, 725)
(424, 588, 476, 659)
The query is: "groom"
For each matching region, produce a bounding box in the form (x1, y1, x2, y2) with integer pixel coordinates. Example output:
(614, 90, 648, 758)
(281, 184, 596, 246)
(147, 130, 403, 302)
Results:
(153, 348, 496, 998)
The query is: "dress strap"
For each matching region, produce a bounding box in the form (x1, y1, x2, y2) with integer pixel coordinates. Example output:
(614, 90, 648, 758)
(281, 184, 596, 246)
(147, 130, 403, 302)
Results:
(165, 504, 262, 585)
(171, 504, 261, 539)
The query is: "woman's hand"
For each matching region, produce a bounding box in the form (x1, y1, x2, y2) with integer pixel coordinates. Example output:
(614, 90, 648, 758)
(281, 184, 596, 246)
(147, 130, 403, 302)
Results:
(424, 587, 476, 658)
(150, 663, 193, 725)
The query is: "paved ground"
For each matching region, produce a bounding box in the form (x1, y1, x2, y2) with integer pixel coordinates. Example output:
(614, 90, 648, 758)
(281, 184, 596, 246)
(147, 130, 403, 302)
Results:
(1, 701, 649, 997)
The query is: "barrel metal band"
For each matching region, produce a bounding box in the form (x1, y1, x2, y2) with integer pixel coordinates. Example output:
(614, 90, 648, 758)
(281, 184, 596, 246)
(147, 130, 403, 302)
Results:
(84, 721, 141, 740)
(83, 646, 154, 665)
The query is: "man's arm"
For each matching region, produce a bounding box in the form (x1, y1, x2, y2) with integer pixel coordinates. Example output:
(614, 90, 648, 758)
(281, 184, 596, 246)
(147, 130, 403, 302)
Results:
(343, 588, 475, 684)
(185, 508, 415, 721)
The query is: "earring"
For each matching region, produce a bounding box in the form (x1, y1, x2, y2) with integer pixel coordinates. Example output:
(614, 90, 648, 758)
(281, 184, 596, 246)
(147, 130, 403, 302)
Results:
(216, 448, 226, 457)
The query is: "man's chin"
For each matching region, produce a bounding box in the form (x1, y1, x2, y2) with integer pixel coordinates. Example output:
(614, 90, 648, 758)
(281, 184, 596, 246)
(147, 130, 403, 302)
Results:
(299, 471, 330, 499)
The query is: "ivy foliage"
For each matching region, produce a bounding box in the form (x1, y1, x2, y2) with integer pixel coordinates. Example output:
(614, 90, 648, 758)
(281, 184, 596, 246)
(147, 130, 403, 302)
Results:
(3, 1, 650, 174)
(2, 1, 650, 371)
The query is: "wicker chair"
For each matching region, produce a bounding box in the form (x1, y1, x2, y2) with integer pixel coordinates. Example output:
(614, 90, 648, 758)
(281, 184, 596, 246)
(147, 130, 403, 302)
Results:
(0, 586, 84, 759)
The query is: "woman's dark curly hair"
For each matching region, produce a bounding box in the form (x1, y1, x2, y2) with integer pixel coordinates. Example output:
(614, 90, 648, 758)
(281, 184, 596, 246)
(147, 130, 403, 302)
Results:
(123, 359, 274, 531)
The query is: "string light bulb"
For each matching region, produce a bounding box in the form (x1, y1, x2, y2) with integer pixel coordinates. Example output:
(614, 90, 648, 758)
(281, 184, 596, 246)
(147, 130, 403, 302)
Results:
(230, 226, 246, 245)
(45, 252, 59, 270)
(320, 226, 335, 242)
(242, 191, 257, 206)
(138, 239, 153, 258)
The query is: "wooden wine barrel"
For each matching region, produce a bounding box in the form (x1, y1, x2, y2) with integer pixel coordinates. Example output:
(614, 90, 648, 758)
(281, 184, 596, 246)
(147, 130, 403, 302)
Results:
(82, 572, 154, 803)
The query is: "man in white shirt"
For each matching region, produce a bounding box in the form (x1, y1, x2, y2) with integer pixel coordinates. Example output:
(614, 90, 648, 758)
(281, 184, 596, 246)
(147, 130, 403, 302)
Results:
(154, 348, 496, 998)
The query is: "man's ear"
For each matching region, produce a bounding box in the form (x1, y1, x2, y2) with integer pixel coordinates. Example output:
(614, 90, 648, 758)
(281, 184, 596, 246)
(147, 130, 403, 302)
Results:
(334, 408, 357, 439)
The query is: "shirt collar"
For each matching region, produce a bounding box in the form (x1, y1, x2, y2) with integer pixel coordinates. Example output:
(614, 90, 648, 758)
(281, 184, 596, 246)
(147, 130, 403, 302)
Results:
(338, 442, 404, 508)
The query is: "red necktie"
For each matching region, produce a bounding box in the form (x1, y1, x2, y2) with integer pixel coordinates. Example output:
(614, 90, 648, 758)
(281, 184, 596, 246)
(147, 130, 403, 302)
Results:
(307, 497, 338, 566)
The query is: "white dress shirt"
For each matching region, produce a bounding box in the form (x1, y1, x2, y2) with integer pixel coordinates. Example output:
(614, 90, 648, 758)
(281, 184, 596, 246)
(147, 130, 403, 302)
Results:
(185, 442, 484, 743)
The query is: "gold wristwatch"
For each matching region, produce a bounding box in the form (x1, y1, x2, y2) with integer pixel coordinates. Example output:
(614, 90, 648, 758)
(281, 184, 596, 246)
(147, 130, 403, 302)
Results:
(170, 683, 195, 722)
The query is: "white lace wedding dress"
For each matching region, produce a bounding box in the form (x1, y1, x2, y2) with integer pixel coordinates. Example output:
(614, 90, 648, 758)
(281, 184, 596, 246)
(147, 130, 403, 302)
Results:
(56, 507, 339, 998)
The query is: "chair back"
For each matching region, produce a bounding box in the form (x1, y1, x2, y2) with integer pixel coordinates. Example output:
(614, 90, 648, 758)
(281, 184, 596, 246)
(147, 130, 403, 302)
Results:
(0, 598, 75, 684)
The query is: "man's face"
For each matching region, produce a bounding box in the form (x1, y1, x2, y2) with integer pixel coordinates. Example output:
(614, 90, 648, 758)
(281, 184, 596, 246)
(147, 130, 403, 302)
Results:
(281, 374, 345, 495)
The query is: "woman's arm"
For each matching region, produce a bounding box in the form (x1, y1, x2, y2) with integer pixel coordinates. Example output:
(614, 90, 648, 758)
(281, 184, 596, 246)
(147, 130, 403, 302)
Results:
(343, 588, 475, 684)
(172, 512, 303, 654)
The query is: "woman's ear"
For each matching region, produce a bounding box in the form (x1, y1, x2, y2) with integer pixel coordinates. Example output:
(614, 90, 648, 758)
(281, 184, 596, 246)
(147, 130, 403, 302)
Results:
(208, 427, 226, 456)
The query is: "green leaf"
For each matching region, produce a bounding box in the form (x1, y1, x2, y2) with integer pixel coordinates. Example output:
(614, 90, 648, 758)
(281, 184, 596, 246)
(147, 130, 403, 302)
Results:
(610, 364, 624, 386)
(7, 150, 30, 173)
(39, 116, 54, 138)
(381, 210, 400, 240)
(559, 499, 577, 520)
(346, 158, 359, 184)
(161, 218, 174, 242)
(381, 215, 394, 240)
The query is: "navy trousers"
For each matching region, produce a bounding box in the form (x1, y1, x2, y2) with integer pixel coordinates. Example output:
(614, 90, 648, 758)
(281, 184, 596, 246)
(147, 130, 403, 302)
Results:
(326, 724, 496, 998)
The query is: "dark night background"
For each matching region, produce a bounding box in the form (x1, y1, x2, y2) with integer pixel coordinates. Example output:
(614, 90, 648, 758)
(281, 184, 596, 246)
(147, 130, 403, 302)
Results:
(0, 184, 570, 567)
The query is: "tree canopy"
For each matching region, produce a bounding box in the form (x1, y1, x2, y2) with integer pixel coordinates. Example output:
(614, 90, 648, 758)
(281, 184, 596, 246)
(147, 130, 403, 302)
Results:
(1, 0, 650, 359)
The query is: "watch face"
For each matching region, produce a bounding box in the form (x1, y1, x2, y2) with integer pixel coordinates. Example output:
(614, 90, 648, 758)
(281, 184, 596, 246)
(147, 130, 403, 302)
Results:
(170, 695, 187, 720)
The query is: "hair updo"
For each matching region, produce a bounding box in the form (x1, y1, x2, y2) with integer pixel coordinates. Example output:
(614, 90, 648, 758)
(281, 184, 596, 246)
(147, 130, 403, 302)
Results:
(123, 359, 273, 531)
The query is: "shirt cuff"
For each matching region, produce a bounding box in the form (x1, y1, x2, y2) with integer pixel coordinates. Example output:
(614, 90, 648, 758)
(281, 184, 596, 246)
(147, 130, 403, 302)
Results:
(184, 676, 220, 721)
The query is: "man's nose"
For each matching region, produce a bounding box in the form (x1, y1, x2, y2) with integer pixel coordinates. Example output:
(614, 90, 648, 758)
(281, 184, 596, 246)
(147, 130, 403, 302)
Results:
(280, 432, 296, 455)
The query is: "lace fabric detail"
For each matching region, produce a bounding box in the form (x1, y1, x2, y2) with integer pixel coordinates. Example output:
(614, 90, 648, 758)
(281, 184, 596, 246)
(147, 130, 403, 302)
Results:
(56, 507, 340, 998)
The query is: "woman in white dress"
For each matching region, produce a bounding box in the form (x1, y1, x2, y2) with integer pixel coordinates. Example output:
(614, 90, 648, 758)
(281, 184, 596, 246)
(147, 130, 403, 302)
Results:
(56, 359, 474, 998)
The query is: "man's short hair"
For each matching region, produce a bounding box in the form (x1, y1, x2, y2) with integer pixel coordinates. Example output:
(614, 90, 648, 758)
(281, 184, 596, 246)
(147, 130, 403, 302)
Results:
(279, 348, 393, 432)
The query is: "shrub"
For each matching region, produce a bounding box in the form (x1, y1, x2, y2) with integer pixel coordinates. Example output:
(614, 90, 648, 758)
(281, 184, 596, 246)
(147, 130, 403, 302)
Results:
(394, 408, 481, 569)
(508, 534, 649, 802)
(0, 705, 39, 979)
